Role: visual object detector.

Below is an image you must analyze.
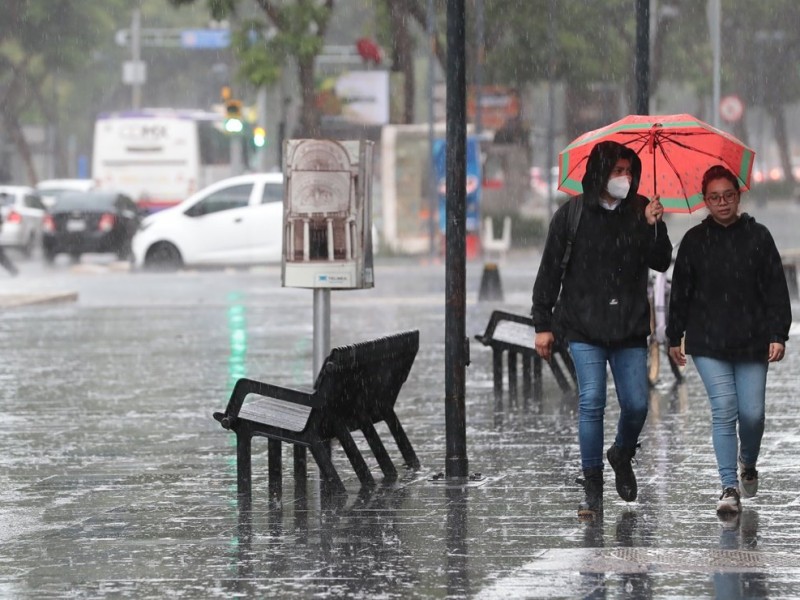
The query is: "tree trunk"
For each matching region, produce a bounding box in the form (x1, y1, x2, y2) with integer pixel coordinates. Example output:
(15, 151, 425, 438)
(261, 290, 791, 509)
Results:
(3, 114, 37, 185)
(388, 0, 415, 123)
(297, 56, 320, 138)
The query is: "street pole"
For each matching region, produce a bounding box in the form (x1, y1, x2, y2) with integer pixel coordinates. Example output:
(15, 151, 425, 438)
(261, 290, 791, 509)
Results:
(708, 0, 721, 128)
(445, 0, 469, 480)
(427, 0, 437, 258)
(635, 0, 650, 115)
(131, 5, 142, 110)
(546, 0, 556, 222)
(475, 0, 484, 136)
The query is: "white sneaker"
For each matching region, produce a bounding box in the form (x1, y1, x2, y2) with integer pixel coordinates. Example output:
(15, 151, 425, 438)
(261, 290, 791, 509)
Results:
(716, 487, 741, 514)
(739, 459, 759, 498)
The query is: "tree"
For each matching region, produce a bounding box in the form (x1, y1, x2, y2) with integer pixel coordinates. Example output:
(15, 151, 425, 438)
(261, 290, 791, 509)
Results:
(0, 1, 126, 183)
(170, 0, 336, 137)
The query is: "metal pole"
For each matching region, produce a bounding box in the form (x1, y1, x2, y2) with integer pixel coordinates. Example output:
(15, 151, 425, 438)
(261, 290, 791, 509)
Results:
(256, 86, 268, 172)
(635, 0, 650, 115)
(131, 5, 142, 110)
(230, 136, 243, 176)
(546, 0, 556, 222)
(312, 289, 331, 377)
(709, 0, 721, 127)
(427, 0, 437, 257)
(474, 0, 484, 136)
(445, 0, 468, 479)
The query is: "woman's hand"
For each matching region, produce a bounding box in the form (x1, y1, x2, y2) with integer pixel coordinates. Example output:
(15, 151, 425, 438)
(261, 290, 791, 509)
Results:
(645, 195, 664, 225)
(768, 342, 785, 362)
(535, 331, 555, 361)
(668, 345, 686, 367)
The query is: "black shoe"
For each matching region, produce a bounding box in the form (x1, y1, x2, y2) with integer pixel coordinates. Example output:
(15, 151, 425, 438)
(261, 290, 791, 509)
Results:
(576, 468, 603, 518)
(607, 443, 638, 502)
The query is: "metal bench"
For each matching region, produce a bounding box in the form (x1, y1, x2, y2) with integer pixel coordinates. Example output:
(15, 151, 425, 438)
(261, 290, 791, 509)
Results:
(213, 330, 421, 497)
(475, 310, 576, 406)
(781, 249, 800, 300)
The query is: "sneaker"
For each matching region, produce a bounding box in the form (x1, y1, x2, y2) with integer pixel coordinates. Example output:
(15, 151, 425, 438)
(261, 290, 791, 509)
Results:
(739, 459, 759, 498)
(716, 487, 741, 514)
(576, 468, 603, 519)
(606, 443, 638, 502)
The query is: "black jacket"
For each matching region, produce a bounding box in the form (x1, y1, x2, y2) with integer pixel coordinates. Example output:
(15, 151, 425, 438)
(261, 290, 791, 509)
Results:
(666, 214, 791, 361)
(531, 141, 673, 346)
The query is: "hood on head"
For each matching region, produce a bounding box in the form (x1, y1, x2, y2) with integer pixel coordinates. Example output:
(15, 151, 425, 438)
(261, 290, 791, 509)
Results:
(582, 140, 642, 203)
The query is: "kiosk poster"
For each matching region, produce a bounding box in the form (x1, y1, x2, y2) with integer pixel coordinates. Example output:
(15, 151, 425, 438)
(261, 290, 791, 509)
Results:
(433, 136, 481, 234)
(281, 139, 375, 289)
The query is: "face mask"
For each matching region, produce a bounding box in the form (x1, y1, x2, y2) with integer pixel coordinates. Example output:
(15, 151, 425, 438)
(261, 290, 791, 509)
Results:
(606, 175, 631, 200)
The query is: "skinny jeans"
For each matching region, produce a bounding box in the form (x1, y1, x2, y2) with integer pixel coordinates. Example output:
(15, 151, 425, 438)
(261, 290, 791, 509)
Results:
(692, 356, 767, 490)
(568, 342, 649, 471)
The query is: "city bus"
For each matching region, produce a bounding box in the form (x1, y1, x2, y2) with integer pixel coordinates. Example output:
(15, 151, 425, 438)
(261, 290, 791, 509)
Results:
(92, 108, 234, 213)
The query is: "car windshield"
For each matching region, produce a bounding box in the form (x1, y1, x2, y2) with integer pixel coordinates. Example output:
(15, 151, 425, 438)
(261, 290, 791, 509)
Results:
(54, 193, 117, 211)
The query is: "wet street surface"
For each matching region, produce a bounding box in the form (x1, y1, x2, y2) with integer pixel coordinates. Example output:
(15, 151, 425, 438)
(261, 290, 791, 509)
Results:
(1, 202, 800, 599)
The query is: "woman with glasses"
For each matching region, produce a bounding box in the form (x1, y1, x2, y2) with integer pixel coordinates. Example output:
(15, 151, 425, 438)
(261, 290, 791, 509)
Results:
(667, 164, 791, 516)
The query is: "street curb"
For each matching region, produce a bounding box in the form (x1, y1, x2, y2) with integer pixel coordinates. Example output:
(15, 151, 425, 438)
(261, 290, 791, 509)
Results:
(0, 292, 79, 308)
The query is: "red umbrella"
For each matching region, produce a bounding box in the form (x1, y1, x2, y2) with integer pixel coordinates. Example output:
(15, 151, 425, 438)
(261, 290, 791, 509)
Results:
(557, 113, 755, 213)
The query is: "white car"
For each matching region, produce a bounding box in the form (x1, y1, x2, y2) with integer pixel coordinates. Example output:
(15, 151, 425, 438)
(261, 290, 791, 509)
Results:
(36, 178, 96, 209)
(0, 185, 47, 256)
(131, 173, 284, 270)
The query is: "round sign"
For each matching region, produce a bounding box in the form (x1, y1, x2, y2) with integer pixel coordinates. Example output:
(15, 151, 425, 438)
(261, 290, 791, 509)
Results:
(720, 95, 744, 122)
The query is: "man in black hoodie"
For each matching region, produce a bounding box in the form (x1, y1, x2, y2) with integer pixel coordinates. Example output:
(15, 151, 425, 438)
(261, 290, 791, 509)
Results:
(532, 140, 672, 518)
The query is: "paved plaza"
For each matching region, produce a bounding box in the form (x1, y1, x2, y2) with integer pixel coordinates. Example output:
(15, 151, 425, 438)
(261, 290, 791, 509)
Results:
(0, 203, 799, 598)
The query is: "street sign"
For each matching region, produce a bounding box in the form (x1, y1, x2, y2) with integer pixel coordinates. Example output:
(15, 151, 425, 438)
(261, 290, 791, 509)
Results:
(720, 95, 744, 123)
(180, 29, 230, 49)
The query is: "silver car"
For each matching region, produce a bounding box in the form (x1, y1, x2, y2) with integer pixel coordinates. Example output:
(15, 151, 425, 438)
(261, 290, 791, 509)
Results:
(0, 185, 47, 256)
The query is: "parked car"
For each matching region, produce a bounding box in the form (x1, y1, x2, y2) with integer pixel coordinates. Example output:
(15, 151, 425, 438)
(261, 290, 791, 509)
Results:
(131, 173, 284, 270)
(42, 191, 141, 263)
(0, 185, 47, 256)
(36, 178, 96, 209)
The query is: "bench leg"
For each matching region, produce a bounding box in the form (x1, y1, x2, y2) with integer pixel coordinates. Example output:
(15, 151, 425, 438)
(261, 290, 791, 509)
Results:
(508, 350, 518, 406)
(236, 432, 252, 499)
(522, 355, 532, 408)
(309, 442, 346, 494)
(361, 420, 398, 480)
(492, 349, 503, 406)
(533, 354, 543, 402)
(333, 421, 376, 488)
(383, 409, 420, 470)
(294, 446, 307, 498)
(268, 439, 282, 499)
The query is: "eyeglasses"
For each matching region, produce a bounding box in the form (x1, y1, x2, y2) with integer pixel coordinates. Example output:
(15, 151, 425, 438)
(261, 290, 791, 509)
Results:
(705, 190, 738, 205)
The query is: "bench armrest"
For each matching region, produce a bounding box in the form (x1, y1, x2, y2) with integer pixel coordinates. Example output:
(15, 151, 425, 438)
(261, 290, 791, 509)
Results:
(222, 377, 320, 419)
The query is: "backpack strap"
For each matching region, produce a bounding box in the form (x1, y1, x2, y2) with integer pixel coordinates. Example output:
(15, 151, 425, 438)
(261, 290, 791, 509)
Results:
(559, 195, 583, 277)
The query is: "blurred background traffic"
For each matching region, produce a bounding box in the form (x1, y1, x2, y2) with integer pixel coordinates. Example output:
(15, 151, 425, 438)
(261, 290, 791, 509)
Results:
(2, 0, 800, 268)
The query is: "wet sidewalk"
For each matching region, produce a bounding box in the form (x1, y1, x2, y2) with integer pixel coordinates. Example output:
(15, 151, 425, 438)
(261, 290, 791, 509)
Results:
(0, 250, 799, 599)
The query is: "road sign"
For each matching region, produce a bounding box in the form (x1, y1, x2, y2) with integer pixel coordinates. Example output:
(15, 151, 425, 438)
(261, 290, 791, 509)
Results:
(180, 29, 230, 49)
(720, 95, 744, 123)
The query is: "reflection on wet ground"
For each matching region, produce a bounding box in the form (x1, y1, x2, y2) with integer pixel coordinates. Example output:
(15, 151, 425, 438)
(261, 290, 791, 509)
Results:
(0, 258, 799, 598)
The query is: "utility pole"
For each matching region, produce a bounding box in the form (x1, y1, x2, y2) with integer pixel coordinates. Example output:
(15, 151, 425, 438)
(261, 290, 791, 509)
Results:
(427, 0, 437, 257)
(635, 0, 650, 115)
(131, 5, 142, 110)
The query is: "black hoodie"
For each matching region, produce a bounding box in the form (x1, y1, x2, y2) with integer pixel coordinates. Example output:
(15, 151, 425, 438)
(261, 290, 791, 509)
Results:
(666, 213, 791, 361)
(531, 141, 673, 346)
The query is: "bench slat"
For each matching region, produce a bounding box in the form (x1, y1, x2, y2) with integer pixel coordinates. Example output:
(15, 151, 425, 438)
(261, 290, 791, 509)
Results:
(238, 396, 312, 432)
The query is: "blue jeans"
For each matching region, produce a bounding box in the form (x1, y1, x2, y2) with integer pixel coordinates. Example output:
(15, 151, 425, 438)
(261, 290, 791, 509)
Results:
(569, 342, 649, 471)
(692, 356, 767, 489)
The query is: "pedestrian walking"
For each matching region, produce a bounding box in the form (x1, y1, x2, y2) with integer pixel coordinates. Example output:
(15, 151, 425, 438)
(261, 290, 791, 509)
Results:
(532, 140, 673, 518)
(0, 212, 18, 276)
(667, 164, 791, 516)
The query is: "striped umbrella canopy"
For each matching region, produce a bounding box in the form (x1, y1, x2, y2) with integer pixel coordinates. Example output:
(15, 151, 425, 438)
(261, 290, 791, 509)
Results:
(557, 113, 755, 213)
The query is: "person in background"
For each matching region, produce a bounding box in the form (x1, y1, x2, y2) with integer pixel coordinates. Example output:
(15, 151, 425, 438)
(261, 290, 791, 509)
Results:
(532, 140, 672, 518)
(667, 164, 791, 516)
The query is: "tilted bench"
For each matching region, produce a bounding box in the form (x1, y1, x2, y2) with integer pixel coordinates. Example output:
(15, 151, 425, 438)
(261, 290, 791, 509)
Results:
(475, 310, 576, 406)
(213, 330, 421, 497)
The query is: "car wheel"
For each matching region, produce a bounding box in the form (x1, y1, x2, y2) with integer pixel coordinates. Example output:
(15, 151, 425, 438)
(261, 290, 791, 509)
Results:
(144, 242, 183, 271)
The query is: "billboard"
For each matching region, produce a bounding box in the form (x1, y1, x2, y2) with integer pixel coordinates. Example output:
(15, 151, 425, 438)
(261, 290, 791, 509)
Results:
(433, 136, 482, 234)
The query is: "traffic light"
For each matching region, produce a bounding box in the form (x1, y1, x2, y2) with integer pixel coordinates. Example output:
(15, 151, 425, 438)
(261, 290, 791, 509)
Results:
(224, 99, 243, 133)
(252, 126, 266, 148)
